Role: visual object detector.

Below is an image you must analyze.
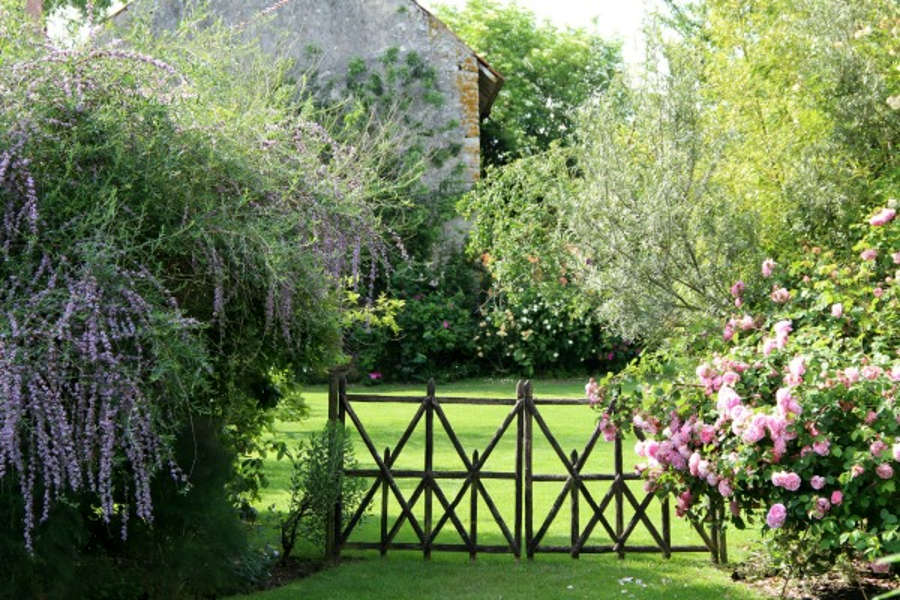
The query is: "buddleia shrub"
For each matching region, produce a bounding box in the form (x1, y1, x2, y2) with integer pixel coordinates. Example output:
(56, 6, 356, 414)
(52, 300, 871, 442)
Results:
(0, 0, 415, 583)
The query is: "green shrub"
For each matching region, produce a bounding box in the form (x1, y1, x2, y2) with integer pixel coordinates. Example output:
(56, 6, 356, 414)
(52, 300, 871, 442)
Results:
(280, 423, 366, 561)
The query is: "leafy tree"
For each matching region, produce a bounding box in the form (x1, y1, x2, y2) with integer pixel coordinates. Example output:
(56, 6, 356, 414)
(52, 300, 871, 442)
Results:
(434, 0, 622, 165)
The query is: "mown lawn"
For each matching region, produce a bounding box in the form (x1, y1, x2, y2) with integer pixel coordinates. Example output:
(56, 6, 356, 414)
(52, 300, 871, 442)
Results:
(231, 378, 766, 600)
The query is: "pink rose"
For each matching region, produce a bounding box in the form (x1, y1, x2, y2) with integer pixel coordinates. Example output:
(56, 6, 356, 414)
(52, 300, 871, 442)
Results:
(830, 490, 843, 505)
(831, 303, 843, 318)
(871, 440, 888, 457)
(699, 424, 716, 444)
(723, 324, 734, 342)
(676, 490, 693, 517)
(869, 207, 896, 226)
(874, 287, 884, 298)
(851, 464, 865, 478)
(766, 503, 787, 528)
(810, 475, 825, 490)
(771, 287, 791, 303)
(893, 442, 900, 462)
(762, 258, 776, 278)
(813, 439, 831, 456)
(762, 337, 778, 356)
(730, 280, 745, 298)
(774, 319, 792, 338)
(889, 366, 900, 382)
(843, 367, 860, 384)
(893, 251, 900, 265)
(876, 463, 894, 479)
(788, 355, 806, 378)
(776, 387, 802, 416)
(718, 478, 733, 497)
(860, 249, 878, 261)
(734, 297, 743, 308)
(813, 496, 831, 519)
(717, 386, 742, 414)
(722, 371, 740, 386)
(862, 365, 883, 380)
(739, 315, 755, 331)
(772, 470, 801, 491)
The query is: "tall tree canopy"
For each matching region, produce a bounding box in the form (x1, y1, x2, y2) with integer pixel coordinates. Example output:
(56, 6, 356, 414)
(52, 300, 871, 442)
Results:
(434, 0, 622, 166)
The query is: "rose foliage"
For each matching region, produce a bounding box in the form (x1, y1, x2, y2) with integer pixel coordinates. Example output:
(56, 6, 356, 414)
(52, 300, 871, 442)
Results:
(591, 205, 899, 571)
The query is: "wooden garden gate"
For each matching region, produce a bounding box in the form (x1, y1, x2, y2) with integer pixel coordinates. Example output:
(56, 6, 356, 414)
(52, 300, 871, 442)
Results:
(326, 375, 727, 563)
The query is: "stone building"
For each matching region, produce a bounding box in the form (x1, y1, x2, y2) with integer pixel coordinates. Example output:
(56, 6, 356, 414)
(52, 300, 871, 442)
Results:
(116, 0, 503, 192)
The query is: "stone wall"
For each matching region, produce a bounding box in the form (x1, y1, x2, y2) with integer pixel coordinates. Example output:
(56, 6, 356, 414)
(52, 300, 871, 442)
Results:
(121, 0, 483, 192)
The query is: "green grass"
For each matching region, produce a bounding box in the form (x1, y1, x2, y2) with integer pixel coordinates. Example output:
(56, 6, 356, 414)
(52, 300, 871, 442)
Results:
(232, 378, 766, 600)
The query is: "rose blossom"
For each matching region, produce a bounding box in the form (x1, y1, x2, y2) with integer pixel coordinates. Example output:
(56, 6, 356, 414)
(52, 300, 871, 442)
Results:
(851, 464, 865, 478)
(869, 207, 896, 226)
(893, 251, 900, 265)
(813, 496, 831, 519)
(730, 280, 745, 297)
(813, 439, 831, 456)
(862, 365, 883, 380)
(762, 259, 776, 278)
(772, 470, 801, 491)
(831, 303, 843, 318)
(876, 463, 894, 479)
(718, 478, 733, 497)
(810, 475, 826, 490)
(831, 490, 843, 505)
(771, 287, 790, 303)
(766, 503, 787, 528)
(860, 249, 877, 261)
(893, 442, 900, 462)
(871, 440, 887, 457)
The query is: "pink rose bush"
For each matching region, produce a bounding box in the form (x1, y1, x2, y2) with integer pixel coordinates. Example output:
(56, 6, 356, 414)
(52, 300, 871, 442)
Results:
(589, 207, 899, 571)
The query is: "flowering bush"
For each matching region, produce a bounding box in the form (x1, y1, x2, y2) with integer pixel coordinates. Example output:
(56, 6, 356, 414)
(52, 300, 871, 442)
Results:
(592, 203, 899, 573)
(0, 2, 416, 564)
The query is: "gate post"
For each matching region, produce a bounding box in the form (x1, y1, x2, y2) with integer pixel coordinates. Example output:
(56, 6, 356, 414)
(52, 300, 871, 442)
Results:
(524, 380, 534, 559)
(325, 370, 341, 561)
(614, 432, 625, 559)
(424, 379, 435, 560)
(514, 380, 525, 559)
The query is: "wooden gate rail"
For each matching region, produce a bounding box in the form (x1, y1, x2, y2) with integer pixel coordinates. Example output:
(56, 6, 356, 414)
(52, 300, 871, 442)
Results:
(326, 375, 727, 564)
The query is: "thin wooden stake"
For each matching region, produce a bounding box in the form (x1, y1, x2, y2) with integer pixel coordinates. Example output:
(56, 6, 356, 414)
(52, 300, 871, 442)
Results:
(524, 381, 534, 559)
(515, 381, 524, 559)
(570, 449, 580, 559)
(424, 379, 435, 560)
(614, 432, 624, 560)
(381, 447, 389, 557)
(470, 449, 479, 561)
(662, 497, 672, 559)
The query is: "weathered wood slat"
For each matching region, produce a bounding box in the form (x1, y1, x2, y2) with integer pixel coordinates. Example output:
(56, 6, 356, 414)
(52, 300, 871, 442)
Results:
(335, 378, 723, 562)
(470, 449, 479, 561)
(615, 433, 625, 559)
(428, 479, 472, 548)
(380, 447, 389, 557)
(342, 398, 426, 543)
(524, 381, 534, 559)
(346, 394, 517, 405)
(340, 400, 426, 543)
(514, 383, 524, 559)
(621, 483, 667, 550)
(424, 380, 434, 560)
(432, 399, 473, 471)
(570, 449, 580, 559)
